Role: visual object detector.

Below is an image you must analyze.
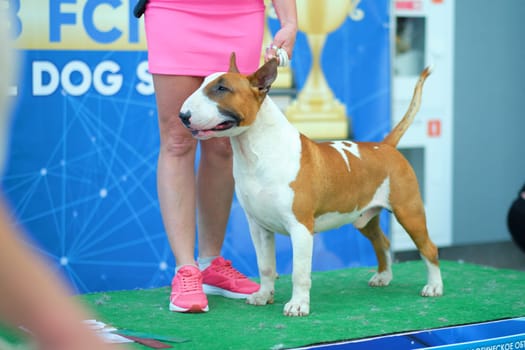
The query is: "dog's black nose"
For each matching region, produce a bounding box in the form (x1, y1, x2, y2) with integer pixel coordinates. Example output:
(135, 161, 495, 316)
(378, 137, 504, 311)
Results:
(179, 110, 191, 127)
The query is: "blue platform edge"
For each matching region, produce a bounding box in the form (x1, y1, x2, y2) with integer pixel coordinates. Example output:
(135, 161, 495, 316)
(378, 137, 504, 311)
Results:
(299, 317, 525, 350)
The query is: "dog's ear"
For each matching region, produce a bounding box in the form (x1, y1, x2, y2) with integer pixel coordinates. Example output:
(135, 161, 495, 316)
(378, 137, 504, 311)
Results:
(229, 52, 240, 73)
(249, 58, 278, 94)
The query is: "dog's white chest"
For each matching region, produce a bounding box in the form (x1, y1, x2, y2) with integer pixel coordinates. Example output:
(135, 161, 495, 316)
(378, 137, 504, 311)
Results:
(236, 179, 293, 233)
(231, 106, 302, 234)
(234, 156, 300, 233)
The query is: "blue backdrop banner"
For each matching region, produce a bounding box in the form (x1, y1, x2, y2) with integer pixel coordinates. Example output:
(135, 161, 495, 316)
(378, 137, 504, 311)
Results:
(4, 0, 391, 293)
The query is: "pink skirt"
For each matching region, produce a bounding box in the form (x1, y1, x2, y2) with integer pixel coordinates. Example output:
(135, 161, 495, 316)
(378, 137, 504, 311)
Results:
(144, 0, 265, 76)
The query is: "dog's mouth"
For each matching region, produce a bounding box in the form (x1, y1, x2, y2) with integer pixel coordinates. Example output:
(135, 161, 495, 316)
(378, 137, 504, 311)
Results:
(190, 119, 238, 138)
(211, 119, 237, 131)
(190, 108, 241, 137)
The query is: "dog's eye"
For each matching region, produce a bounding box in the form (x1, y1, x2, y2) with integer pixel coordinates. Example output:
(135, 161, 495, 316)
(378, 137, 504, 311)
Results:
(215, 84, 231, 93)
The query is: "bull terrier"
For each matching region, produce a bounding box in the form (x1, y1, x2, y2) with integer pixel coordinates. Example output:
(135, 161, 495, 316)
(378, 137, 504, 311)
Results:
(179, 53, 443, 316)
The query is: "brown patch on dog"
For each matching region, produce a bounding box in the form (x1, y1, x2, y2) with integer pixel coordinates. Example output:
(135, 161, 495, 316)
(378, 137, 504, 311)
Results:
(201, 56, 278, 128)
(288, 67, 433, 237)
(203, 74, 261, 127)
(289, 135, 420, 235)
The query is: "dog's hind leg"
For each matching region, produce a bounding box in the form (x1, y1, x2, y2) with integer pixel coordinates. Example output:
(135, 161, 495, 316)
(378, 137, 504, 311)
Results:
(358, 215, 393, 287)
(391, 196, 443, 297)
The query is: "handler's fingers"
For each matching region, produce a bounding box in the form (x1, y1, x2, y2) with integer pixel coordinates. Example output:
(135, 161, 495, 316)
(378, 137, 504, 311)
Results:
(265, 44, 290, 67)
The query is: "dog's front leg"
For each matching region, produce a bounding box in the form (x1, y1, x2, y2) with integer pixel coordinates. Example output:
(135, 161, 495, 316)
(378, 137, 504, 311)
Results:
(284, 224, 314, 317)
(245, 217, 276, 306)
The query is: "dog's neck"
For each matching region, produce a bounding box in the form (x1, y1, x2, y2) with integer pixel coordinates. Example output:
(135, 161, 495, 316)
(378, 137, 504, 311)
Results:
(230, 96, 300, 168)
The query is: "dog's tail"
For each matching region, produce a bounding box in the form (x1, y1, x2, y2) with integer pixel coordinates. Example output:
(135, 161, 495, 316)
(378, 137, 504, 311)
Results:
(383, 66, 432, 147)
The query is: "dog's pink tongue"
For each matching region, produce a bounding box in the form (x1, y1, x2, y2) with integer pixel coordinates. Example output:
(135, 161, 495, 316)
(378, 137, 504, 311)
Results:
(213, 121, 233, 130)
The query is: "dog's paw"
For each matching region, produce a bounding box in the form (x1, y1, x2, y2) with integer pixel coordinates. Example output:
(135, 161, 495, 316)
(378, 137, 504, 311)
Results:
(283, 299, 310, 317)
(421, 282, 443, 297)
(246, 290, 274, 305)
(368, 270, 392, 287)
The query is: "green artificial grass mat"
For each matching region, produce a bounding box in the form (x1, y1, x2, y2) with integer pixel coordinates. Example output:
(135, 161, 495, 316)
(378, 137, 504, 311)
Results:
(2, 261, 524, 349)
(82, 261, 525, 349)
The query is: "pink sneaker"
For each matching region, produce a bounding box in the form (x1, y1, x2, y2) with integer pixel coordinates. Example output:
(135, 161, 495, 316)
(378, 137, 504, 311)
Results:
(201, 257, 260, 299)
(169, 265, 209, 313)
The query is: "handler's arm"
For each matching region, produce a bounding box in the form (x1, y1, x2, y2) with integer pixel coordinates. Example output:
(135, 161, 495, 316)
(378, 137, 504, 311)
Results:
(268, 0, 298, 60)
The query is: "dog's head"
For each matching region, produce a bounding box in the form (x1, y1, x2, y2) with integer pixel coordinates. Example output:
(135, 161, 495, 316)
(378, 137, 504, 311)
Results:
(179, 53, 278, 139)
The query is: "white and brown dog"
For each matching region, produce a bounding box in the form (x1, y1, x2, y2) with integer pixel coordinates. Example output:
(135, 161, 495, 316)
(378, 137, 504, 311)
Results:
(180, 54, 443, 316)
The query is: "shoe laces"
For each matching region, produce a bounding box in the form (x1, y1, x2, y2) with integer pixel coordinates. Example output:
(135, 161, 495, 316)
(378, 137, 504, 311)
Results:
(213, 259, 247, 280)
(177, 268, 202, 292)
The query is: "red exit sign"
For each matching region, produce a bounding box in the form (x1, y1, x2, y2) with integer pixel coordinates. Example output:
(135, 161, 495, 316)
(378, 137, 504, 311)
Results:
(395, 0, 423, 10)
(396, 0, 444, 10)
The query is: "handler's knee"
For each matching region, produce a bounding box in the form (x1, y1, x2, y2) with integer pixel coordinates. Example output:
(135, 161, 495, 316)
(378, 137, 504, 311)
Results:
(201, 137, 233, 161)
(162, 133, 197, 159)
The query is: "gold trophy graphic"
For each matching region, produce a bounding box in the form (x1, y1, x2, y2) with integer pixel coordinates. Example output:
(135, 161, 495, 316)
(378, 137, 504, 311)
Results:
(286, 0, 364, 140)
